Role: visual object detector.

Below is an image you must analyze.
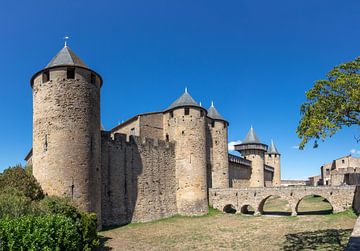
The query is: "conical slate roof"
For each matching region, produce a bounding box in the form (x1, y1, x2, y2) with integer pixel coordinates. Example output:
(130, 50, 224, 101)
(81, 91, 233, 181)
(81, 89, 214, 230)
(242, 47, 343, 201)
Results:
(207, 101, 226, 121)
(45, 46, 89, 69)
(166, 88, 201, 110)
(268, 140, 280, 154)
(243, 126, 261, 144)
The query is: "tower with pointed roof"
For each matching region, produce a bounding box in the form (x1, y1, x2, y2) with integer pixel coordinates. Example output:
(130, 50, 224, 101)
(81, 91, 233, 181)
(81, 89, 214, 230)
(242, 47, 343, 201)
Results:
(234, 126, 268, 187)
(163, 88, 208, 216)
(31, 44, 102, 224)
(266, 140, 281, 186)
(206, 102, 229, 188)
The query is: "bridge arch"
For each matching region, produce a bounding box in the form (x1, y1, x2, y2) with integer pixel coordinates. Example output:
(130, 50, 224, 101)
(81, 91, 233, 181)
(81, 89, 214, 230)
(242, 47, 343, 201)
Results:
(258, 195, 292, 216)
(240, 204, 255, 215)
(223, 204, 237, 214)
(295, 194, 333, 215)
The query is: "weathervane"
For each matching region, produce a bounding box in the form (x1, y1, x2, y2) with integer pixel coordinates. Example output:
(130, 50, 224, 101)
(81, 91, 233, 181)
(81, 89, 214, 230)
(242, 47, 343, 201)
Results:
(64, 36, 69, 47)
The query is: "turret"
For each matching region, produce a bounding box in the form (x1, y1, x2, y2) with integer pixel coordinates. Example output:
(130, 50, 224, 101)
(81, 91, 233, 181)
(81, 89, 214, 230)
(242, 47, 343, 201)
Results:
(206, 101, 229, 188)
(30, 44, 102, 223)
(163, 88, 208, 216)
(266, 140, 281, 186)
(234, 126, 268, 187)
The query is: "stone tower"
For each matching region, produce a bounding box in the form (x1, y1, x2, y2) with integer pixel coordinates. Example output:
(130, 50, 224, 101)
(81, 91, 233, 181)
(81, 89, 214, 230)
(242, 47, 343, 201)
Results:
(235, 127, 268, 187)
(266, 140, 281, 186)
(163, 89, 208, 215)
(206, 102, 229, 188)
(30, 45, 102, 221)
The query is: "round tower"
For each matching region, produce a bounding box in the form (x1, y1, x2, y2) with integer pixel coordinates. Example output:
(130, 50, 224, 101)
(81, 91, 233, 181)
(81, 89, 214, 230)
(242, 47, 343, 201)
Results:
(30, 45, 102, 222)
(163, 89, 208, 216)
(235, 126, 267, 187)
(207, 101, 229, 188)
(267, 140, 281, 186)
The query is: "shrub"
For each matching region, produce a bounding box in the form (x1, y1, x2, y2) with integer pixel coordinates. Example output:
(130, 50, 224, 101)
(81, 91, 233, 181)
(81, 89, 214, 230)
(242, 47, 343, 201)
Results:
(0, 215, 81, 251)
(77, 212, 100, 251)
(0, 165, 44, 200)
(38, 196, 99, 250)
(0, 188, 35, 218)
(38, 196, 80, 221)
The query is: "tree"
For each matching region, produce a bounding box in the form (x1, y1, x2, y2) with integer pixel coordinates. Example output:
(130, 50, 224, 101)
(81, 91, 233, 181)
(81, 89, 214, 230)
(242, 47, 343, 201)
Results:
(0, 165, 44, 200)
(297, 56, 360, 149)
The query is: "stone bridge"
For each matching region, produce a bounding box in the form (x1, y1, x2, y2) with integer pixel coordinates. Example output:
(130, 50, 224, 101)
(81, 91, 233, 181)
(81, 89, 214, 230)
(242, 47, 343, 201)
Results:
(209, 186, 357, 216)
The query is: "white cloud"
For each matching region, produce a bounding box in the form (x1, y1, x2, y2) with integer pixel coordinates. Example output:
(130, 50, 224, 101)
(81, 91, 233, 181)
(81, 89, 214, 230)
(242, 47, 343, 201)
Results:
(228, 140, 242, 151)
(292, 145, 300, 149)
(350, 149, 360, 155)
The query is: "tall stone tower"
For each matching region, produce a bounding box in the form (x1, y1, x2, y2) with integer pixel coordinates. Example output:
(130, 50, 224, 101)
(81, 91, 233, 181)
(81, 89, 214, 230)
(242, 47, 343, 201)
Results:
(30, 45, 102, 221)
(163, 89, 208, 215)
(266, 140, 281, 186)
(206, 102, 229, 188)
(235, 127, 268, 187)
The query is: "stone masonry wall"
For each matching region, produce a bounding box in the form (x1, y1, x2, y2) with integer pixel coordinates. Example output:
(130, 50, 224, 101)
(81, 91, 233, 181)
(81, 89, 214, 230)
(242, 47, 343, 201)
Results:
(229, 161, 251, 188)
(206, 119, 229, 189)
(139, 113, 164, 139)
(209, 186, 356, 216)
(32, 67, 102, 223)
(163, 107, 208, 216)
(101, 132, 177, 227)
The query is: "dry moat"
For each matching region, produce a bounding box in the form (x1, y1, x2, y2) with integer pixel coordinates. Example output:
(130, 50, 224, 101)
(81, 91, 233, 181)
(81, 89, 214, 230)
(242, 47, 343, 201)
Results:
(99, 195, 357, 250)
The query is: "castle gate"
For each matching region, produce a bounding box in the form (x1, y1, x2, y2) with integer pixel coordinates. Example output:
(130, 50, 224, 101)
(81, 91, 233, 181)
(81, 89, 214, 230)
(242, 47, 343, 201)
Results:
(209, 186, 356, 216)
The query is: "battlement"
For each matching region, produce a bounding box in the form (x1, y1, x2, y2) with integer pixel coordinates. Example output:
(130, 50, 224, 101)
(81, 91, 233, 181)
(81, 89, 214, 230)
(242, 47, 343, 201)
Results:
(101, 131, 175, 150)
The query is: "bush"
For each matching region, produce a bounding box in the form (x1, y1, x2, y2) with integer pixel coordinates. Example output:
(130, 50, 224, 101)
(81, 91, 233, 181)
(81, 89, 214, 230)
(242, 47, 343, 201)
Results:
(38, 196, 80, 221)
(0, 188, 36, 218)
(38, 197, 99, 250)
(0, 215, 81, 250)
(0, 165, 44, 200)
(77, 213, 100, 250)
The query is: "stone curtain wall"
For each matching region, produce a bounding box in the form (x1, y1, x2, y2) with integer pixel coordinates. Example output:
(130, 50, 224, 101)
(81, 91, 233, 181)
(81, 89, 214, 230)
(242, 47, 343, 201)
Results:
(101, 132, 177, 227)
(209, 186, 356, 216)
(228, 162, 251, 188)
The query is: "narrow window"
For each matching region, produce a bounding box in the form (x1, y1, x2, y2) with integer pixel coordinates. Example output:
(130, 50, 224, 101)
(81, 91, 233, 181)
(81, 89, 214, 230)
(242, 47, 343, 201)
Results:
(169, 111, 174, 118)
(44, 135, 48, 151)
(166, 134, 169, 141)
(67, 67, 75, 79)
(211, 121, 215, 128)
(223, 122, 227, 129)
(342, 159, 345, 164)
(200, 110, 204, 117)
(184, 107, 190, 115)
(90, 73, 96, 84)
(42, 70, 50, 83)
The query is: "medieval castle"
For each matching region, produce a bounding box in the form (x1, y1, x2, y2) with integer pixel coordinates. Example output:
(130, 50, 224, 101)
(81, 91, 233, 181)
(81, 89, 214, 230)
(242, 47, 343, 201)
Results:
(26, 45, 281, 227)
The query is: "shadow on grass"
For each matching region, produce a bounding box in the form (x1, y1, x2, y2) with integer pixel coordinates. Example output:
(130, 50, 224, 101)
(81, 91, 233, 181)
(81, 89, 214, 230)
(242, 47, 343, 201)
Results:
(96, 236, 112, 251)
(298, 209, 333, 216)
(262, 211, 291, 216)
(283, 229, 352, 251)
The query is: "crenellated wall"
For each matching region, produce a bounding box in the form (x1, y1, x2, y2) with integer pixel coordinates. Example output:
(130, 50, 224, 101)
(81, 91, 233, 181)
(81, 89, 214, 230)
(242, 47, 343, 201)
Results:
(101, 132, 177, 227)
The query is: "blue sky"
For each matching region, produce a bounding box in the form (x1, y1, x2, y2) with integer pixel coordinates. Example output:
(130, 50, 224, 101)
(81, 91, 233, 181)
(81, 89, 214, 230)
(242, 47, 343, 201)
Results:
(0, 0, 359, 179)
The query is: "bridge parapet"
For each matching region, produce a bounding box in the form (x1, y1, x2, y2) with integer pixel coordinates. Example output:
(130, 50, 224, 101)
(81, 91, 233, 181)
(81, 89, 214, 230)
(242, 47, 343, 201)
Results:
(209, 186, 356, 216)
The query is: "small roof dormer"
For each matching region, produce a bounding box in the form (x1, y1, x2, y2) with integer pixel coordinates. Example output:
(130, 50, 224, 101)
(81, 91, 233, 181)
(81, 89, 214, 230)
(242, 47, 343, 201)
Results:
(165, 88, 203, 111)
